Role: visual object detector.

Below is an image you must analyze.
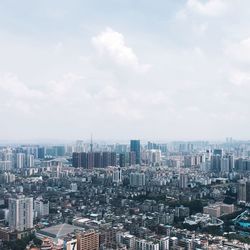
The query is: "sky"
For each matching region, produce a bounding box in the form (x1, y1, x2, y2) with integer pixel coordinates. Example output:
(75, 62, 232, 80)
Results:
(1, 0, 250, 142)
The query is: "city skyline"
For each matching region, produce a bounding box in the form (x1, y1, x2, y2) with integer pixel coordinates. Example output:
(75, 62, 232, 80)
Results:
(1, 0, 250, 140)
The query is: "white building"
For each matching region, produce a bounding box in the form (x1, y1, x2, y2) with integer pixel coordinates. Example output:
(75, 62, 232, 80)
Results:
(130, 173, 146, 187)
(70, 183, 78, 192)
(179, 173, 188, 189)
(26, 154, 35, 168)
(113, 168, 122, 183)
(16, 153, 25, 169)
(9, 195, 33, 231)
(34, 197, 49, 218)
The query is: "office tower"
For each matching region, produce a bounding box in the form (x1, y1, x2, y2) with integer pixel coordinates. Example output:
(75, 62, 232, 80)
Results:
(237, 180, 246, 202)
(221, 157, 229, 172)
(38, 147, 45, 159)
(94, 152, 102, 168)
(148, 141, 159, 150)
(34, 197, 49, 218)
(112, 168, 122, 183)
(77, 229, 99, 250)
(16, 153, 25, 169)
(102, 152, 111, 168)
(228, 154, 234, 172)
(9, 195, 33, 231)
(72, 152, 81, 168)
(72, 152, 88, 168)
(184, 156, 195, 167)
(110, 152, 116, 166)
(53, 145, 65, 156)
(129, 151, 136, 166)
(179, 173, 188, 189)
(211, 155, 221, 173)
(130, 172, 146, 187)
(87, 152, 95, 169)
(119, 153, 126, 168)
(26, 154, 34, 168)
(130, 140, 141, 165)
(213, 149, 223, 157)
(81, 152, 88, 168)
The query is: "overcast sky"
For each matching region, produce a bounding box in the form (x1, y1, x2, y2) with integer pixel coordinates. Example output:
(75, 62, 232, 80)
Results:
(1, 0, 250, 142)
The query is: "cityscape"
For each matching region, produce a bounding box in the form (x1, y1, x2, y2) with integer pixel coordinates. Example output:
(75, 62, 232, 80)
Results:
(0, 139, 250, 249)
(1, 0, 250, 249)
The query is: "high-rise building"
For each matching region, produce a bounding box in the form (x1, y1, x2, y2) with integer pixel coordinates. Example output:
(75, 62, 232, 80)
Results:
(119, 153, 126, 168)
(221, 157, 229, 172)
(102, 152, 111, 168)
(26, 154, 34, 168)
(129, 152, 136, 166)
(34, 197, 49, 218)
(72, 152, 88, 168)
(237, 180, 246, 202)
(130, 172, 145, 187)
(38, 147, 45, 159)
(112, 168, 122, 183)
(130, 140, 141, 165)
(179, 173, 188, 189)
(16, 153, 25, 169)
(246, 181, 250, 203)
(9, 195, 33, 231)
(94, 152, 102, 168)
(77, 230, 99, 250)
(211, 155, 221, 173)
(110, 152, 117, 166)
(213, 149, 223, 157)
(87, 152, 95, 169)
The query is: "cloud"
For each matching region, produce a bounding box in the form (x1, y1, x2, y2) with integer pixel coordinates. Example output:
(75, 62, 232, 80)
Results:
(92, 27, 150, 73)
(186, 0, 227, 16)
(229, 70, 250, 87)
(224, 37, 250, 63)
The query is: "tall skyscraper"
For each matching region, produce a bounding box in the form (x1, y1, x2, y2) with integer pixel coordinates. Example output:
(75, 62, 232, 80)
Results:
(130, 140, 141, 165)
(9, 195, 33, 231)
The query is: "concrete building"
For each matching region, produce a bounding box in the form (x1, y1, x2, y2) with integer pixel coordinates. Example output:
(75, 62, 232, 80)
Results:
(77, 229, 99, 250)
(130, 173, 146, 187)
(34, 197, 49, 218)
(9, 195, 33, 231)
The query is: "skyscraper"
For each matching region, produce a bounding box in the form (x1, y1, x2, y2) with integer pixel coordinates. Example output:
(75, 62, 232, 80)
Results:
(130, 140, 141, 165)
(9, 195, 33, 231)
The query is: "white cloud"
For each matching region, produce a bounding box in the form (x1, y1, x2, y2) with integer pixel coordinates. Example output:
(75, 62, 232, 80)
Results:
(92, 27, 150, 73)
(224, 38, 250, 63)
(187, 0, 227, 16)
(229, 70, 250, 86)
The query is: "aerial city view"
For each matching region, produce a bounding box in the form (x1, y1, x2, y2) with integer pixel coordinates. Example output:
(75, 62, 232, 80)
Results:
(1, 0, 250, 249)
